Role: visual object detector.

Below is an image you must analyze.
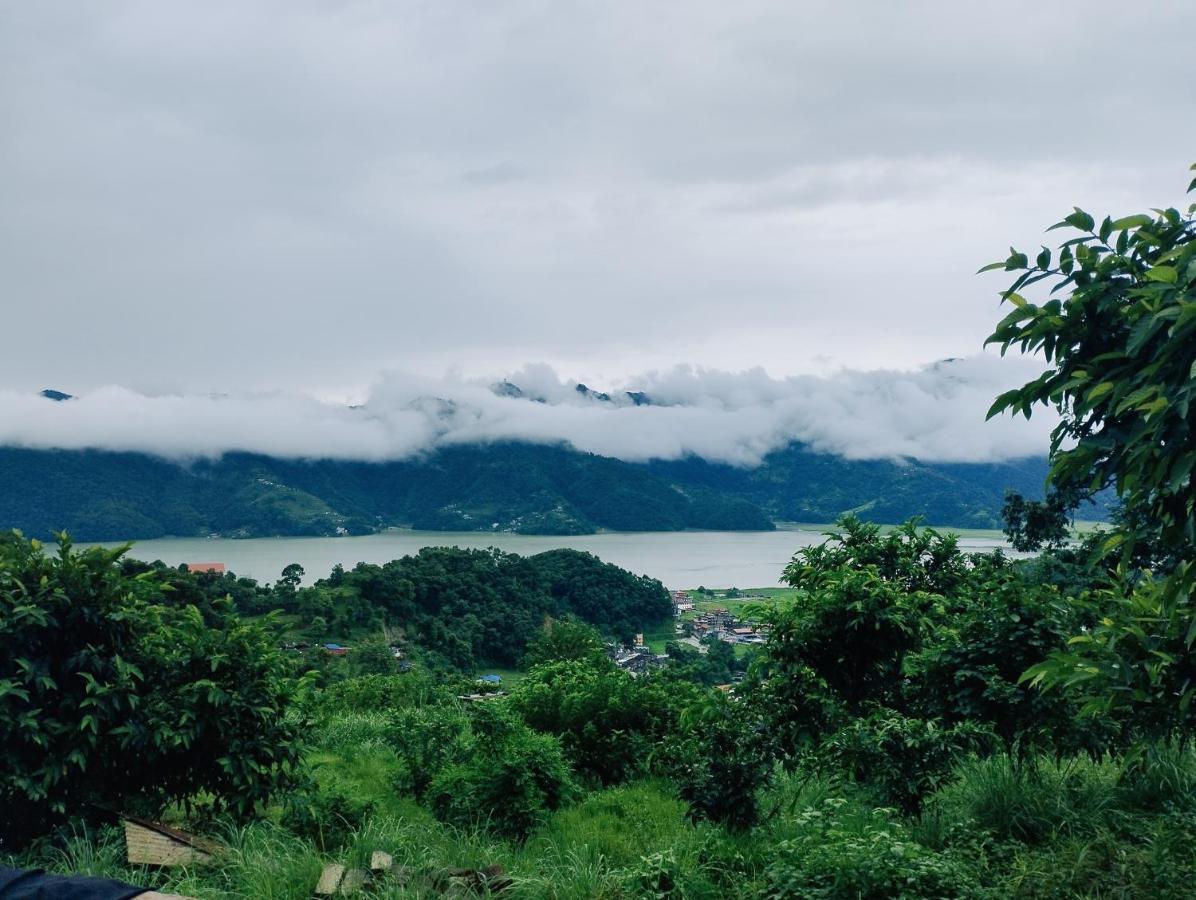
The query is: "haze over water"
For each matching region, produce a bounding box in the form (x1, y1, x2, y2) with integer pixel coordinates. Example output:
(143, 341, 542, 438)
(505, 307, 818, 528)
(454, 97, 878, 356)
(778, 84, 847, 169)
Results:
(91, 527, 1017, 590)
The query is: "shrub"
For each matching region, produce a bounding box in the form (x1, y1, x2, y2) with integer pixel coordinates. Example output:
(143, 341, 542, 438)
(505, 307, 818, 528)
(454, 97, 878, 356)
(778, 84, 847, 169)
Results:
(510, 658, 700, 786)
(426, 704, 577, 840)
(815, 711, 995, 814)
(307, 671, 448, 714)
(281, 782, 378, 850)
(0, 535, 299, 846)
(761, 799, 979, 899)
(387, 705, 473, 799)
(904, 577, 1111, 755)
(670, 694, 774, 833)
(765, 568, 930, 715)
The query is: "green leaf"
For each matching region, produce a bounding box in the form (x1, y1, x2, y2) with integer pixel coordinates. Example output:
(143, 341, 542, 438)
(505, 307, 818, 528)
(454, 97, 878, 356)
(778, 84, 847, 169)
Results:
(1114, 385, 1159, 415)
(1110, 214, 1152, 231)
(1145, 265, 1178, 284)
(1127, 315, 1166, 356)
(1066, 208, 1096, 231)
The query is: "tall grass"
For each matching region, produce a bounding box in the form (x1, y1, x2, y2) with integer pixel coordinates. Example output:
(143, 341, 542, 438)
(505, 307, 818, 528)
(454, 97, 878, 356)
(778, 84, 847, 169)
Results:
(916, 754, 1120, 845)
(1116, 740, 1196, 812)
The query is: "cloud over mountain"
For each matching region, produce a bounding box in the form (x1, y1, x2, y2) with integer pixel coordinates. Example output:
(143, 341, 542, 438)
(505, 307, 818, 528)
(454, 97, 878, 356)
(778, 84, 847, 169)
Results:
(0, 355, 1054, 466)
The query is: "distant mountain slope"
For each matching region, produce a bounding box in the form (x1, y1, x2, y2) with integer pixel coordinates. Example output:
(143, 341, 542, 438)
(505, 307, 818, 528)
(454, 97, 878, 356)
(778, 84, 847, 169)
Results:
(0, 442, 1077, 542)
(647, 446, 1058, 530)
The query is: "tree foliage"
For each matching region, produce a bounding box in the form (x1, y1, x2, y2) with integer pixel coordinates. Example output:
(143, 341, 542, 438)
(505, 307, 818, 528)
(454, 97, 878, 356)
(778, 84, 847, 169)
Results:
(1000, 487, 1076, 553)
(286, 547, 671, 668)
(750, 518, 1096, 810)
(520, 619, 608, 669)
(510, 657, 700, 786)
(984, 170, 1196, 582)
(425, 703, 577, 840)
(0, 533, 299, 846)
(985, 168, 1196, 731)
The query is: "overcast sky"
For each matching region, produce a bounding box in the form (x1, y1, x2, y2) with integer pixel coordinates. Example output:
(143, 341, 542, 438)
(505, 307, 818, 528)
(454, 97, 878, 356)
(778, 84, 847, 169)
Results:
(1, 1, 1193, 461)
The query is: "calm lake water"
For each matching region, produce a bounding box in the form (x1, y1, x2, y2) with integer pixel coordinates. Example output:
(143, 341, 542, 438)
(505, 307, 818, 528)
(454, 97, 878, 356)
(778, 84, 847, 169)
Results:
(90, 527, 1016, 590)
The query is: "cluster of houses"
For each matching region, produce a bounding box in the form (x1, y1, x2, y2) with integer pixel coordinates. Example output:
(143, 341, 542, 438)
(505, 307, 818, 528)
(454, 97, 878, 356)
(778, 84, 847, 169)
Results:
(689, 606, 768, 645)
(608, 633, 669, 677)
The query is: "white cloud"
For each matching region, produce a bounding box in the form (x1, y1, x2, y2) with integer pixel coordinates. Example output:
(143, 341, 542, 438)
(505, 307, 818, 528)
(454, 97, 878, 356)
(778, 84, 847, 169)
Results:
(0, 355, 1056, 465)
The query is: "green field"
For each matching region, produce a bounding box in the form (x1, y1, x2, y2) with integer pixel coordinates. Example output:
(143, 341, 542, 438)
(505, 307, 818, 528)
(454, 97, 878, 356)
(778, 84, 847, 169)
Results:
(639, 619, 682, 653)
(680, 586, 798, 622)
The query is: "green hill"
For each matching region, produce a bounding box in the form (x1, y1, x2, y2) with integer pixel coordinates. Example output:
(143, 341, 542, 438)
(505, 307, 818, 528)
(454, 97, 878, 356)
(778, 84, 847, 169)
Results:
(0, 441, 1080, 541)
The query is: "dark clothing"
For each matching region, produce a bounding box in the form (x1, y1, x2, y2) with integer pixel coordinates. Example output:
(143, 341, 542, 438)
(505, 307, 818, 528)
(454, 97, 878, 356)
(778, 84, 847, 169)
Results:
(0, 868, 145, 900)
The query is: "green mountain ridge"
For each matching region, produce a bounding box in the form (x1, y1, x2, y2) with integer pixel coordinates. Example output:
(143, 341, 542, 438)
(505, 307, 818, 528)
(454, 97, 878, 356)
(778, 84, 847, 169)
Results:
(0, 442, 1078, 541)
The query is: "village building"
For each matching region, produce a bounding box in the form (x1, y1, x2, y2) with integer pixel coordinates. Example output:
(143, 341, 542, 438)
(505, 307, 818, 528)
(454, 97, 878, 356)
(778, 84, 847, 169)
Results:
(690, 607, 738, 637)
(689, 607, 769, 644)
(185, 562, 226, 574)
(608, 643, 667, 677)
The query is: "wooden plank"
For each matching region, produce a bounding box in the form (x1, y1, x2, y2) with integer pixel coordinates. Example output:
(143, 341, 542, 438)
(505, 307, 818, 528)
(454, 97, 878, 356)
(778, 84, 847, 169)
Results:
(369, 851, 392, 871)
(122, 816, 223, 855)
(314, 864, 345, 896)
(123, 820, 214, 867)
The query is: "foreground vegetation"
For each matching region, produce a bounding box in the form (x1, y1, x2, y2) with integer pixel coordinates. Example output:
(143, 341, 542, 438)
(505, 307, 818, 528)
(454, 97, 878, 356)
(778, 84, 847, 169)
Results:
(4, 514, 1195, 898)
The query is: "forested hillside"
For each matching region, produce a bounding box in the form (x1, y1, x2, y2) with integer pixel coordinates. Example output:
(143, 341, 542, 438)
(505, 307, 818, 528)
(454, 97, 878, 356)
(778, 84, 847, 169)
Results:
(264, 546, 672, 668)
(0, 441, 1071, 541)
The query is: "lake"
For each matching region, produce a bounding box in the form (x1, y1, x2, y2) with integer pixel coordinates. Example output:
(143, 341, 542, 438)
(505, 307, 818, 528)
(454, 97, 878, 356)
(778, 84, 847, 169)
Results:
(89, 526, 1017, 590)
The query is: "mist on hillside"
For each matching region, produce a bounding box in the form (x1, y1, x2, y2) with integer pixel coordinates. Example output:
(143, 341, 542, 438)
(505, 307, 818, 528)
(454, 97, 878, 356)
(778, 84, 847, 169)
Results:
(0, 355, 1054, 466)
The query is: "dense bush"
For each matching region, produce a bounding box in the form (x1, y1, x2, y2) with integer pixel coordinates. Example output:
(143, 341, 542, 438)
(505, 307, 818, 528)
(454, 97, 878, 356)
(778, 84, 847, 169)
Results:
(426, 704, 577, 839)
(669, 694, 774, 833)
(815, 712, 995, 814)
(510, 658, 700, 786)
(742, 516, 1128, 820)
(0, 534, 299, 846)
(762, 799, 980, 900)
(388, 705, 474, 799)
(904, 574, 1103, 753)
(764, 567, 930, 715)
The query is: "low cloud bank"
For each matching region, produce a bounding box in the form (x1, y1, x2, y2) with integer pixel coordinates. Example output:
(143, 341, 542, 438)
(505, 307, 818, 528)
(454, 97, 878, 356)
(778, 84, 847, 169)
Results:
(0, 356, 1055, 466)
